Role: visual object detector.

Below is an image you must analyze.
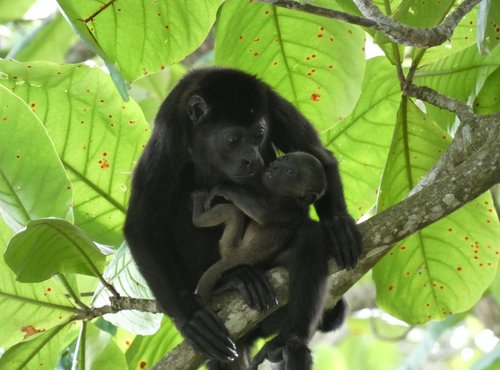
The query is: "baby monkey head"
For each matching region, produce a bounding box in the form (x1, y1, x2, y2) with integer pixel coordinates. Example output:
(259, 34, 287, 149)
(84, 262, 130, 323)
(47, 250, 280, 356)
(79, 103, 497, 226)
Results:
(262, 152, 327, 205)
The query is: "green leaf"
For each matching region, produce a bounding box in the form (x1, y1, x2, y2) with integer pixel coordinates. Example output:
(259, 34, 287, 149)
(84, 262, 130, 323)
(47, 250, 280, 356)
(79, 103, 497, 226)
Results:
(0, 238, 75, 349)
(93, 243, 162, 335)
(74, 322, 127, 370)
(4, 218, 106, 283)
(129, 64, 187, 124)
(373, 101, 500, 324)
(126, 318, 182, 370)
(0, 0, 35, 23)
(392, 0, 455, 28)
(56, 0, 222, 81)
(414, 45, 500, 130)
(0, 324, 70, 370)
(419, 7, 478, 65)
(322, 57, 400, 219)
(8, 14, 78, 63)
(478, 0, 500, 54)
(215, 0, 366, 131)
(0, 60, 150, 246)
(0, 85, 73, 232)
(474, 66, 500, 114)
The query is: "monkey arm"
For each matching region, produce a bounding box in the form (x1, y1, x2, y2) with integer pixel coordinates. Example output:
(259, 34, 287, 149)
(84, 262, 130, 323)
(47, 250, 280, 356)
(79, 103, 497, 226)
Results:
(192, 192, 246, 249)
(209, 185, 275, 225)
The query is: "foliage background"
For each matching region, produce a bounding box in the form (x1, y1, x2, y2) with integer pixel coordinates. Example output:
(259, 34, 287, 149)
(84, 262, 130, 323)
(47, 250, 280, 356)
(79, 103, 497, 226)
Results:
(0, 0, 498, 369)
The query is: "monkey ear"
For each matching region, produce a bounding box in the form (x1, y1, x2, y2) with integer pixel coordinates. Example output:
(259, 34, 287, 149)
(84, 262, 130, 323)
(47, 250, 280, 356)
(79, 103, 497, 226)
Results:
(302, 191, 319, 205)
(187, 95, 209, 125)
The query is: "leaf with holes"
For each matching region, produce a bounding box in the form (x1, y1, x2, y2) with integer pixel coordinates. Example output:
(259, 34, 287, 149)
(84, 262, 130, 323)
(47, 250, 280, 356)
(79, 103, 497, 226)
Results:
(373, 101, 500, 324)
(5, 218, 106, 283)
(322, 57, 400, 219)
(0, 85, 73, 232)
(0, 60, 150, 246)
(57, 0, 222, 81)
(215, 0, 365, 132)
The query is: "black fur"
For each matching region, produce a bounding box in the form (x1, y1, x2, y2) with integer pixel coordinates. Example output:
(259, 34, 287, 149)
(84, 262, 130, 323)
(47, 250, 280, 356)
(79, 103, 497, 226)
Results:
(124, 67, 362, 369)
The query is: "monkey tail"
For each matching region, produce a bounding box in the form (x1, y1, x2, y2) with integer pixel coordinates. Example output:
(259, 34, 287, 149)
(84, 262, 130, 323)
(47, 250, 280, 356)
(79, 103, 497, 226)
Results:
(195, 260, 239, 302)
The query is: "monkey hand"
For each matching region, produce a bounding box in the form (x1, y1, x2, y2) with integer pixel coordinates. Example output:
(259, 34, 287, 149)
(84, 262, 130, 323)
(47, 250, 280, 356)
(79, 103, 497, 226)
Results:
(250, 335, 312, 370)
(322, 214, 363, 270)
(214, 265, 278, 312)
(204, 186, 232, 210)
(177, 299, 238, 362)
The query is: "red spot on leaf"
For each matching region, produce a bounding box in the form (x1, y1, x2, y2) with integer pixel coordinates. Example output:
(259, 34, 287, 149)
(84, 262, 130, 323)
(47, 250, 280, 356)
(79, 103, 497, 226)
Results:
(310, 93, 320, 102)
(388, 285, 394, 291)
(456, 266, 462, 272)
(139, 361, 147, 369)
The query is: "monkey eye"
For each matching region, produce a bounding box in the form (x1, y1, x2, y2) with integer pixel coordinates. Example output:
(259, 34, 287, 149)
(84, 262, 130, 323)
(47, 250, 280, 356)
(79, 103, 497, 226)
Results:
(254, 128, 265, 138)
(226, 135, 240, 145)
(286, 167, 295, 175)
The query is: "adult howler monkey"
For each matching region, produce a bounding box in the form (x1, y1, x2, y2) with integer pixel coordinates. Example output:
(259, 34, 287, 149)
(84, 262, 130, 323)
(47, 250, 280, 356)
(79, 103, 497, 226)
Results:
(192, 152, 327, 302)
(124, 68, 362, 369)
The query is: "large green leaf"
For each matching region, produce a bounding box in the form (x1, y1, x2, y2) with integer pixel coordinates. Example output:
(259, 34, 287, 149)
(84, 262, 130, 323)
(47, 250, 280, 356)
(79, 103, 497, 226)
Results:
(322, 57, 400, 219)
(129, 64, 187, 124)
(0, 324, 70, 370)
(414, 45, 500, 130)
(56, 0, 222, 81)
(126, 318, 182, 370)
(0, 85, 73, 232)
(0, 60, 150, 246)
(93, 243, 161, 335)
(73, 322, 127, 370)
(4, 218, 106, 283)
(0, 236, 75, 349)
(419, 7, 478, 66)
(392, 0, 456, 28)
(8, 14, 77, 63)
(478, 0, 500, 54)
(0, 0, 34, 23)
(474, 66, 500, 114)
(373, 101, 499, 324)
(215, 0, 366, 131)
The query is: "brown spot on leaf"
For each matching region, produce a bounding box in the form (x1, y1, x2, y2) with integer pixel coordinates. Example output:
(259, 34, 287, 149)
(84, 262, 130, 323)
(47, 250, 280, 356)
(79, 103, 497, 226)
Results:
(22, 326, 44, 339)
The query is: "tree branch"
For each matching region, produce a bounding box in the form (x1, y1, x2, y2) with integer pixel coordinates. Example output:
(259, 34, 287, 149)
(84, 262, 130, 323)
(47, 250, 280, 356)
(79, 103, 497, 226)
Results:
(257, 0, 481, 48)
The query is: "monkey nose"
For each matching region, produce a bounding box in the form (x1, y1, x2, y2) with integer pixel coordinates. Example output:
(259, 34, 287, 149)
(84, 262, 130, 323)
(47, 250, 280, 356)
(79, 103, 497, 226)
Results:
(242, 158, 252, 168)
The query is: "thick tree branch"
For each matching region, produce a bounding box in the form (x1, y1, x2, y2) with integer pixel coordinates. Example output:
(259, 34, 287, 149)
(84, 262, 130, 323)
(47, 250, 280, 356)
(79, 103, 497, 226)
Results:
(257, 0, 481, 48)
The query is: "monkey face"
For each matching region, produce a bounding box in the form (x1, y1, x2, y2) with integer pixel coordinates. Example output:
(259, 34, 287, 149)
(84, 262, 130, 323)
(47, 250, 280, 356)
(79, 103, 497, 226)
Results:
(262, 152, 326, 204)
(188, 94, 269, 184)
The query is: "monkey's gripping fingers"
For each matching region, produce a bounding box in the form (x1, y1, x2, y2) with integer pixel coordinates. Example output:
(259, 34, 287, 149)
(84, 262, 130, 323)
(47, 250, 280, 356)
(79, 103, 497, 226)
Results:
(214, 265, 278, 312)
(179, 305, 238, 362)
(322, 214, 363, 270)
